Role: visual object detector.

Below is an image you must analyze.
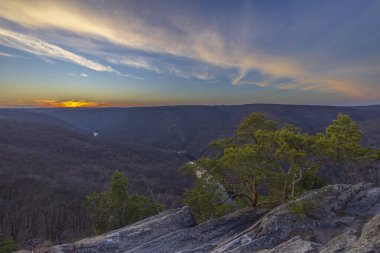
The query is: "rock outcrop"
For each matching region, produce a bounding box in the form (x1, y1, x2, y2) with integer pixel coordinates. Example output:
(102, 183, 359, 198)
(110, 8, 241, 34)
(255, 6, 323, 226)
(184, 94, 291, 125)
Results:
(45, 183, 380, 253)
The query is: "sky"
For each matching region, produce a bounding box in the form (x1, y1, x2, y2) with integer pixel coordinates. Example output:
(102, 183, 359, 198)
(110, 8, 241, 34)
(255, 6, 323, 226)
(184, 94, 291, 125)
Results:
(0, 0, 380, 107)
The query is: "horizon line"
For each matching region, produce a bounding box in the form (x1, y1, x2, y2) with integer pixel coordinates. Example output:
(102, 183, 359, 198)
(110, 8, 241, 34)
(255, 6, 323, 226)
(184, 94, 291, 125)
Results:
(1, 102, 380, 109)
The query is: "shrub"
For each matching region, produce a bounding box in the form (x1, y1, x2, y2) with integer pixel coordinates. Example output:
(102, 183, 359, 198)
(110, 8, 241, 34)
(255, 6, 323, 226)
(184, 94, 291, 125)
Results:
(0, 236, 16, 253)
(288, 200, 314, 219)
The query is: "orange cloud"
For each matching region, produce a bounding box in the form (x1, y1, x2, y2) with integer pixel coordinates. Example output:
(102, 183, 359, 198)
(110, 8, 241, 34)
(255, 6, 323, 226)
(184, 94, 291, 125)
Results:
(35, 100, 102, 108)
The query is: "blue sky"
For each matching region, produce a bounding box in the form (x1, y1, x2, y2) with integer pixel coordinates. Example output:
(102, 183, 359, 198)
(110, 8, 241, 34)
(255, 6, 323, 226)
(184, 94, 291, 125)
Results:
(0, 0, 379, 107)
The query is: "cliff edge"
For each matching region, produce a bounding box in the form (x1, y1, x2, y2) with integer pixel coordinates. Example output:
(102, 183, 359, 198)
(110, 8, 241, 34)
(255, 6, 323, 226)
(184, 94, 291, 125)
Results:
(44, 183, 380, 253)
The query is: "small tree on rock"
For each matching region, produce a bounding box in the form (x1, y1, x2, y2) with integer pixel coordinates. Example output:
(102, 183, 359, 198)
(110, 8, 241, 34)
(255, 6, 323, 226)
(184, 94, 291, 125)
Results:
(85, 171, 161, 234)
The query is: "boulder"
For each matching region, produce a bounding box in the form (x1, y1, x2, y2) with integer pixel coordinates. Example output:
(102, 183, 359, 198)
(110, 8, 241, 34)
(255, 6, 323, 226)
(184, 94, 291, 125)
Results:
(211, 183, 380, 253)
(46, 206, 195, 253)
(45, 183, 380, 253)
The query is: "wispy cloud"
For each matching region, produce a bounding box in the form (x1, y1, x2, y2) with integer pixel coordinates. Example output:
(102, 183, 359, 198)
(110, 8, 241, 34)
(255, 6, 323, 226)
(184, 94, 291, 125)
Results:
(0, 0, 379, 100)
(0, 27, 118, 73)
(106, 55, 159, 72)
(106, 53, 218, 80)
(0, 50, 18, 57)
(0, 1, 306, 82)
(0, 26, 147, 79)
(80, 73, 88, 77)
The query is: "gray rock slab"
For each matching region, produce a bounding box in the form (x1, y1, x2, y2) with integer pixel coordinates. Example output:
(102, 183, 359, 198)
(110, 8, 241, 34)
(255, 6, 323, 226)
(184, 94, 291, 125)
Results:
(45, 184, 380, 253)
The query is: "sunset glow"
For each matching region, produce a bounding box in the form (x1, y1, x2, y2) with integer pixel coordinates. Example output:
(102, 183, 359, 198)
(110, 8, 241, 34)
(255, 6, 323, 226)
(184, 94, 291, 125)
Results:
(35, 100, 101, 108)
(0, 0, 380, 106)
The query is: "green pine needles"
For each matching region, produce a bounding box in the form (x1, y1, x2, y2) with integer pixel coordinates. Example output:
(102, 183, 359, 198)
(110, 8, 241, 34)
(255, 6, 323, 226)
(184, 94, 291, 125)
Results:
(181, 113, 379, 223)
(85, 171, 162, 234)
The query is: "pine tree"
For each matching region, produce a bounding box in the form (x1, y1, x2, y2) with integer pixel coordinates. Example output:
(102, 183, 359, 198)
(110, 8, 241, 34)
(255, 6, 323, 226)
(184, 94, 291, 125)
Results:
(85, 171, 161, 234)
(182, 113, 379, 222)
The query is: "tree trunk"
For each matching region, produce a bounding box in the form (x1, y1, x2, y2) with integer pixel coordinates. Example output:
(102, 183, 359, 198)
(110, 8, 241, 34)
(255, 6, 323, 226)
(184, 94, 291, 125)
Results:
(291, 169, 304, 198)
(282, 167, 292, 203)
(251, 181, 258, 207)
(291, 175, 296, 198)
(281, 180, 288, 203)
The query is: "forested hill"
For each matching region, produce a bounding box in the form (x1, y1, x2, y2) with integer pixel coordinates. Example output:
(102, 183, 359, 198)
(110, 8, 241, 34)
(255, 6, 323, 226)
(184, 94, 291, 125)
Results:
(0, 110, 190, 246)
(37, 104, 380, 157)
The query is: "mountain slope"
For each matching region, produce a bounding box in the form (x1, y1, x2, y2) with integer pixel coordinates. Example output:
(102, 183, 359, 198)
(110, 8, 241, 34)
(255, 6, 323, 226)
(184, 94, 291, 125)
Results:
(0, 110, 190, 245)
(36, 104, 380, 185)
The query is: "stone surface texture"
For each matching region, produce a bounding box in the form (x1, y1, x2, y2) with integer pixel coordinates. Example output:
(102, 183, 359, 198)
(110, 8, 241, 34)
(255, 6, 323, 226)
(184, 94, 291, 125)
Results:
(45, 183, 380, 253)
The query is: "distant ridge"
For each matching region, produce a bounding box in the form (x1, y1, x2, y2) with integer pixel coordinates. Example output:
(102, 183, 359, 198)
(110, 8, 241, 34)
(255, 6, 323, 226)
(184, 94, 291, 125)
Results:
(31, 103, 380, 157)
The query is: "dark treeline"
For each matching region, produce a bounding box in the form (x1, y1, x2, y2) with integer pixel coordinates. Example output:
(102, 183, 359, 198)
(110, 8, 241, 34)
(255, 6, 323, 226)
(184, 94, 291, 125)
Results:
(39, 104, 380, 158)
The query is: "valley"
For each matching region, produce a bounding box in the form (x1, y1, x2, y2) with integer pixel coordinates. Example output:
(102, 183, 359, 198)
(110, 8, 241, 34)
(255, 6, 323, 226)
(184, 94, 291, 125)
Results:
(1, 104, 380, 247)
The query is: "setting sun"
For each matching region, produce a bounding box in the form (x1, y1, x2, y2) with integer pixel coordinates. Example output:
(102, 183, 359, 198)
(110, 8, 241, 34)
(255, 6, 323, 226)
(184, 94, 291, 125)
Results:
(60, 100, 99, 108)
(35, 99, 100, 108)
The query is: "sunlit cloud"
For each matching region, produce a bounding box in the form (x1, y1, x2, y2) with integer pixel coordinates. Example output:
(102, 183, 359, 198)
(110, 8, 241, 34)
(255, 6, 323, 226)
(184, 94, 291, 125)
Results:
(0, 25, 145, 80)
(0, 1, 307, 80)
(0, 27, 118, 73)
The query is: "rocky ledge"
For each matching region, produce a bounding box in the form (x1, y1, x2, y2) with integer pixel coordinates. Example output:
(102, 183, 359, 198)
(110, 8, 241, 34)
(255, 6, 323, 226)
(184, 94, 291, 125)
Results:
(46, 183, 380, 253)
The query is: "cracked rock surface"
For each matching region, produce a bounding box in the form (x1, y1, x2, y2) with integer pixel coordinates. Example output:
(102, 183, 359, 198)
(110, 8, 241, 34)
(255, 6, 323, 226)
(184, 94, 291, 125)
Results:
(45, 183, 380, 253)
